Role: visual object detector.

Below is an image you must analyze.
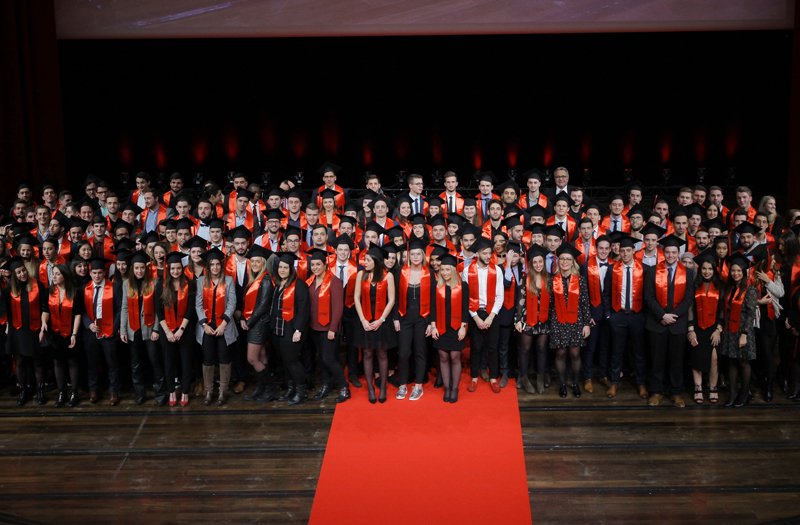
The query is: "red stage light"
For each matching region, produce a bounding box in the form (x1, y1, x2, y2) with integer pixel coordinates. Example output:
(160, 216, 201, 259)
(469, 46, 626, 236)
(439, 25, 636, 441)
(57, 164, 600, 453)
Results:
(473, 142, 482, 170)
(580, 135, 591, 164)
(622, 134, 634, 166)
(192, 131, 208, 166)
(695, 127, 708, 163)
(432, 128, 442, 165)
(224, 125, 239, 162)
(725, 121, 740, 159)
(543, 138, 554, 167)
(119, 137, 132, 165)
(292, 129, 308, 160)
(363, 136, 373, 167)
(323, 118, 339, 155)
(260, 116, 276, 155)
(396, 130, 409, 161)
(506, 137, 519, 168)
(660, 131, 672, 164)
(155, 146, 166, 170)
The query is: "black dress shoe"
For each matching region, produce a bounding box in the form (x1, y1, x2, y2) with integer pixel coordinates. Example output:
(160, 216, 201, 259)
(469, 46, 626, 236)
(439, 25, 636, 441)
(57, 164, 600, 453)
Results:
(16, 388, 28, 406)
(735, 391, 751, 408)
(54, 390, 67, 408)
(36, 384, 46, 406)
(572, 384, 581, 398)
(368, 389, 377, 404)
(313, 384, 332, 401)
(135, 396, 146, 406)
(156, 397, 168, 407)
(724, 391, 738, 407)
(68, 390, 80, 408)
(335, 385, 351, 403)
(305, 379, 316, 392)
(559, 385, 568, 398)
(278, 381, 296, 402)
(434, 375, 443, 389)
(387, 375, 400, 388)
(348, 375, 362, 388)
(765, 383, 774, 402)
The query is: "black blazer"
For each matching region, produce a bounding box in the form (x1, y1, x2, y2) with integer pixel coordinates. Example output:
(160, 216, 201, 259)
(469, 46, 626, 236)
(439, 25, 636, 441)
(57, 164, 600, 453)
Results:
(245, 277, 274, 327)
(643, 264, 695, 335)
(81, 281, 123, 340)
(271, 277, 310, 335)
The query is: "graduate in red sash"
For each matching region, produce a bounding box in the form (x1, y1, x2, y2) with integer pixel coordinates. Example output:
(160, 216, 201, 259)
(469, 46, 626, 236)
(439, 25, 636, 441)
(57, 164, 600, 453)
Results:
(430, 254, 469, 403)
(329, 234, 362, 387)
(687, 251, 723, 404)
(514, 245, 551, 394)
(43, 263, 82, 407)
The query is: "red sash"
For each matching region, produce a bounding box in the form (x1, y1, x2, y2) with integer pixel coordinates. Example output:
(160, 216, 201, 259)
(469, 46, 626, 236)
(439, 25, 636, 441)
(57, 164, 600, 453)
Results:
(39, 257, 65, 285)
(586, 257, 603, 307)
(203, 279, 227, 327)
(316, 184, 346, 210)
(127, 286, 155, 332)
(243, 274, 266, 320)
(519, 192, 547, 209)
(224, 256, 249, 282)
(398, 266, 431, 317)
(227, 210, 254, 234)
(163, 283, 188, 332)
(525, 276, 550, 327)
(611, 262, 644, 313)
(307, 271, 333, 326)
(12, 285, 41, 331)
(439, 192, 465, 217)
(49, 289, 73, 337)
(467, 262, 497, 312)
(546, 215, 576, 241)
(57, 239, 71, 261)
(601, 215, 631, 233)
(276, 280, 296, 322)
(141, 205, 167, 229)
(655, 262, 686, 309)
(437, 283, 462, 331)
(361, 273, 388, 321)
(575, 237, 596, 265)
(553, 273, 580, 324)
(337, 261, 358, 308)
(726, 288, 747, 334)
(635, 248, 665, 266)
(503, 269, 517, 310)
(695, 282, 719, 330)
(84, 282, 114, 337)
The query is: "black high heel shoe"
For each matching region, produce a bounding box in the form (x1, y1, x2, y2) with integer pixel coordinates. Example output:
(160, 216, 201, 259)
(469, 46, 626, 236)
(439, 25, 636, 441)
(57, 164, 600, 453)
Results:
(559, 385, 568, 398)
(368, 389, 377, 404)
(572, 384, 581, 398)
(449, 388, 459, 403)
(443, 388, 451, 403)
(734, 390, 751, 408)
(378, 388, 387, 404)
(724, 389, 738, 407)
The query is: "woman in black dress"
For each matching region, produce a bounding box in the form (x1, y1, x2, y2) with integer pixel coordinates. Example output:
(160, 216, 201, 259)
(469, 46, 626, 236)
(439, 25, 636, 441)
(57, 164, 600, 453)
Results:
(0, 257, 47, 406)
(430, 254, 469, 403)
(241, 245, 280, 403)
(43, 264, 82, 407)
(548, 244, 591, 398)
(687, 251, 722, 404)
(750, 246, 783, 402)
(354, 245, 396, 403)
(515, 244, 551, 395)
(269, 252, 311, 406)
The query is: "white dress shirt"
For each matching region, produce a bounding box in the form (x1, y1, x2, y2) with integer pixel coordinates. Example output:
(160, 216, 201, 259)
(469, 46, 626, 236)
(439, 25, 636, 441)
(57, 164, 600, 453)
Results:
(462, 263, 504, 317)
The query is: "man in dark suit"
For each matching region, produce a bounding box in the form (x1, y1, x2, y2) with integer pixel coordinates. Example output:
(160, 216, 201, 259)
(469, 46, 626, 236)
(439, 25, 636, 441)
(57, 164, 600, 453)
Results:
(580, 234, 612, 394)
(643, 235, 695, 408)
(543, 166, 575, 202)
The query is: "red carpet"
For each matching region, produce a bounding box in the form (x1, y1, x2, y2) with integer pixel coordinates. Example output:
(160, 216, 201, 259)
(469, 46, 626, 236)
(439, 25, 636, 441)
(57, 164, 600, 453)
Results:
(309, 371, 532, 525)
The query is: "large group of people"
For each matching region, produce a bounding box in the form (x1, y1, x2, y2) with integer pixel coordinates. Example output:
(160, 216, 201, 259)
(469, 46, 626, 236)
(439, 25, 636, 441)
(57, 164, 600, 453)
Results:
(2, 164, 799, 409)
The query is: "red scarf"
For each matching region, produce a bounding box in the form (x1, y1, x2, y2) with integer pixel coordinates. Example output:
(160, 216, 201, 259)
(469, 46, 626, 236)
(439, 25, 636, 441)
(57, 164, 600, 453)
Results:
(436, 282, 462, 331)
(39, 257, 65, 285)
(503, 267, 517, 309)
(84, 281, 114, 337)
(243, 273, 266, 320)
(127, 284, 155, 332)
(203, 279, 227, 327)
(163, 282, 188, 332)
(553, 273, 580, 324)
(227, 209, 254, 234)
(277, 280, 296, 322)
(12, 284, 41, 331)
(655, 262, 686, 309)
(361, 273, 388, 321)
(307, 271, 333, 326)
(316, 184, 346, 210)
(48, 288, 73, 337)
(398, 266, 431, 317)
(467, 262, 497, 313)
(586, 257, 603, 307)
(725, 286, 747, 334)
(611, 262, 643, 313)
(525, 276, 550, 327)
(695, 282, 719, 330)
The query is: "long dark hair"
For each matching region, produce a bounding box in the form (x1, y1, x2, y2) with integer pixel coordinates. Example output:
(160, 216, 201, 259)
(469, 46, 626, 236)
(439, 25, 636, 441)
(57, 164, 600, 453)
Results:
(162, 266, 187, 306)
(49, 263, 75, 300)
(722, 262, 749, 304)
(273, 260, 297, 288)
(69, 257, 91, 287)
(693, 258, 722, 291)
(779, 230, 800, 267)
(366, 255, 386, 283)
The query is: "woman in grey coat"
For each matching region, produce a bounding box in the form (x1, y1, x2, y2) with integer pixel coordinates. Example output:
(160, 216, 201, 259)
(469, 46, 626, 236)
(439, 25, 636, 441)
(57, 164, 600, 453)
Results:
(195, 248, 238, 406)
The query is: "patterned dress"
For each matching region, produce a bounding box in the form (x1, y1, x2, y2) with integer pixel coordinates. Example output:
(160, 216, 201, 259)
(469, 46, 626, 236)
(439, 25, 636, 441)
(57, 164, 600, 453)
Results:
(514, 276, 551, 335)
(719, 285, 758, 360)
(548, 273, 591, 349)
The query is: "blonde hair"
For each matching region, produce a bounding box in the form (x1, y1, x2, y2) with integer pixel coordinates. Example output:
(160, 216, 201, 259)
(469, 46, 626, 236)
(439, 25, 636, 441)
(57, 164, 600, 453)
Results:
(757, 195, 776, 223)
(247, 256, 269, 282)
(436, 264, 460, 288)
(527, 263, 551, 296)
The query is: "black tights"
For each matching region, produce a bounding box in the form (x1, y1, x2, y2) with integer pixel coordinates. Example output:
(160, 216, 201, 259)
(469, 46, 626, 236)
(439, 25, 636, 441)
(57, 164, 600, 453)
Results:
(728, 358, 751, 401)
(15, 356, 44, 387)
(556, 346, 581, 386)
(518, 333, 548, 378)
(54, 357, 79, 392)
(363, 348, 387, 400)
(438, 350, 462, 395)
(755, 330, 776, 384)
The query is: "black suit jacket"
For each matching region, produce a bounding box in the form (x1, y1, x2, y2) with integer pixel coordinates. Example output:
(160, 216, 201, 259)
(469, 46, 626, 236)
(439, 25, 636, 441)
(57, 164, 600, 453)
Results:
(643, 264, 695, 335)
(543, 185, 575, 203)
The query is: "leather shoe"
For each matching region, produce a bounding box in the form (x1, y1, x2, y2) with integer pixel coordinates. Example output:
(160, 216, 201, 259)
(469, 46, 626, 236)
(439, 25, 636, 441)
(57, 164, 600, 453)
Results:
(648, 393, 662, 406)
(559, 385, 567, 398)
(480, 370, 490, 382)
(499, 374, 509, 388)
(135, 395, 146, 406)
(434, 375, 443, 389)
(672, 395, 686, 408)
(584, 380, 594, 393)
(638, 385, 649, 399)
(572, 384, 581, 398)
(598, 377, 612, 389)
(233, 382, 246, 394)
(109, 393, 120, 406)
(90, 391, 100, 404)
(606, 385, 618, 398)
(490, 381, 501, 394)
(467, 379, 478, 393)
(348, 375, 362, 388)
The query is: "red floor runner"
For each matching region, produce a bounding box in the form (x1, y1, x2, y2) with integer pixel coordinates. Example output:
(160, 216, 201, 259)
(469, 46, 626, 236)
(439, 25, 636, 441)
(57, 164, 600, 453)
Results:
(309, 371, 532, 525)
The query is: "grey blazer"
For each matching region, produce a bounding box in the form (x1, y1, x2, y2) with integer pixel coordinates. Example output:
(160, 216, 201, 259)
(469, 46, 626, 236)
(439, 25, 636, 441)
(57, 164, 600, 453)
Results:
(194, 275, 238, 345)
(120, 280, 159, 340)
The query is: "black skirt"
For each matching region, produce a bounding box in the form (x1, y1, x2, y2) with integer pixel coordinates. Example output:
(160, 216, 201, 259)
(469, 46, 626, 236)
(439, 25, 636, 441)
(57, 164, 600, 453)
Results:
(690, 325, 717, 373)
(245, 317, 269, 345)
(6, 325, 46, 357)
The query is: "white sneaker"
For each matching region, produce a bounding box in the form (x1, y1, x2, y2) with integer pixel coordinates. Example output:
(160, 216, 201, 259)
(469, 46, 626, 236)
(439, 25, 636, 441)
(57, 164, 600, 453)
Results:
(396, 385, 408, 400)
(409, 386, 423, 401)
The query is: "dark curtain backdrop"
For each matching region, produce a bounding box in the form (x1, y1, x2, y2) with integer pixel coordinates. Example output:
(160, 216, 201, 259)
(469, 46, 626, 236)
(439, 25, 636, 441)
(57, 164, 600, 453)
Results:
(0, 0, 66, 206)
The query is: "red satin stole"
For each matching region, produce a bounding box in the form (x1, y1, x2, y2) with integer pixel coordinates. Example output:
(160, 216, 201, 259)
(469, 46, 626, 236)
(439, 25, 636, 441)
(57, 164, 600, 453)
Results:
(546, 215, 576, 240)
(586, 257, 603, 307)
(725, 287, 747, 333)
(611, 262, 644, 313)
(39, 256, 65, 285)
(203, 279, 227, 327)
(553, 273, 580, 324)
(48, 288, 73, 337)
(243, 274, 266, 320)
(601, 215, 631, 233)
(436, 283, 462, 331)
(575, 237, 596, 265)
(360, 273, 388, 321)
(12, 284, 41, 331)
(398, 266, 431, 317)
(695, 282, 719, 330)
(277, 280, 296, 322)
(519, 192, 547, 209)
(227, 209, 254, 232)
(655, 262, 686, 309)
(306, 271, 333, 326)
(503, 268, 517, 309)
(127, 286, 155, 332)
(525, 276, 550, 327)
(84, 281, 113, 337)
(163, 283, 188, 332)
(468, 262, 497, 313)
(316, 184, 346, 210)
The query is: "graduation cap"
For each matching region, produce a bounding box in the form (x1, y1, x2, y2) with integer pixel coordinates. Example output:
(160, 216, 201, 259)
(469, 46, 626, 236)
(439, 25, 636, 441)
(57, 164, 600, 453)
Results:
(608, 231, 627, 244)
(408, 213, 427, 226)
(702, 217, 728, 232)
(11, 222, 35, 236)
(358, 189, 380, 203)
(120, 201, 143, 215)
(112, 220, 134, 235)
(329, 233, 354, 251)
(368, 195, 392, 212)
(733, 221, 758, 236)
(317, 161, 341, 176)
(75, 197, 100, 212)
(658, 235, 687, 249)
(165, 251, 186, 266)
(727, 252, 751, 271)
(248, 245, 274, 260)
(68, 217, 89, 231)
(626, 204, 649, 219)
(502, 215, 525, 231)
(429, 245, 449, 259)
(112, 238, 135, 253)
(522, 168, 545, 182)
(187, 236, 209, 250)
(394, 195, 413, 208)
(685, 203, 706, 218)
(525, 223, 547, 236)
(385, 225, 405, 239)
(439, 254, 458, 267)
(712, 235, 730, 247)
(616, 234, 637, 249)
(161, 219, 177, 231)
(506, 241, 525, 254)
(427, 215, 447, 229)
(282, 187, 307, 202)
(584, 202, 606, 217)
(544, 224, 565, 238)
(15, 182, 31, 193)
(88, 257, 111, 271)
(207, 218, 225, 230)
(694, 250, 719, 268)
(6, 256, 25, 272)
(607, 192, 626, 204)
(526, 204, 549, 219)
(15, 234, 39, 247)
(225, 225, 253, 240)
(364, 222, 386, 236)
(670, 206, 689, 220)
(426, 195, 444, 208)
(492, 230, 508, 241)
(336, 214, 357, 227)
(624, 180, 646, 194)
(201, 247, 225, 263)
(495, 179, 520, 195)
(792, 224, 800, 237)
(319, 188, 341, 202)
(551, 192, 574, 207)
(477, 171, 498, 185)
(342, 202, 359, 213)
(462, 196, 477, 208)
(469, 236, 494, 254)
(283, 226, 303, 240)
(232, 188, 255, 201)
(457, 223, 477, 237)
(51, 211, 70, 230)
(383, 243, 400, 255)
(175, 218, 195, 232)
(640, 223, 667, 239)
(446, 213, 466, 226)
(527, 244, 550, 261)
(749, 244, 771, 264)
(365, 245, 388, 261)
(555, 243, 582, 259)
(129, 250, 152, 266)
(302, 247, 327, 262)
(140, 231, 161, 246)
(266, 186, 284, 198)
(407, 238, 428, 252)
(114, 250, 133, 264)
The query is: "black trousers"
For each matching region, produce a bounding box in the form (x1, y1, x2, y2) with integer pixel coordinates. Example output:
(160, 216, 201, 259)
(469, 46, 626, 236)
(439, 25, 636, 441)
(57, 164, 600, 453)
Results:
(608, 311, 646, 386)
(469, 310, 500, 379)
(647, 329, 686, 396)
(202, 334, 231, 365)
(231, 327, 248, 383)
(584, 317, 611, 380)
(161, 327, 195, 395)
(498, 323, 514, 376)
(129, 330, 167, 402)
(755, 324, 777, 383)
(84, 335, 119, 394)
(272, 333, 305, 385)
(300, 337, 317, 382)
(309, 329, 345, 388)
(342, 306, 359, 378)
(397, 313, 428, 384)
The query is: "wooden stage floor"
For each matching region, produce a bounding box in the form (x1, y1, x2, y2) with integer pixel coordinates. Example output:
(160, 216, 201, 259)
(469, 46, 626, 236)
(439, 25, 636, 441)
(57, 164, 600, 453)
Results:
(0, 381, 798, 524)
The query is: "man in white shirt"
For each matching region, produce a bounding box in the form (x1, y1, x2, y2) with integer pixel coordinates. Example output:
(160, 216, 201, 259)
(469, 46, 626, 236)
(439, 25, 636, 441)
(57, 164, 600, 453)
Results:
(83, 257, 122, 406)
